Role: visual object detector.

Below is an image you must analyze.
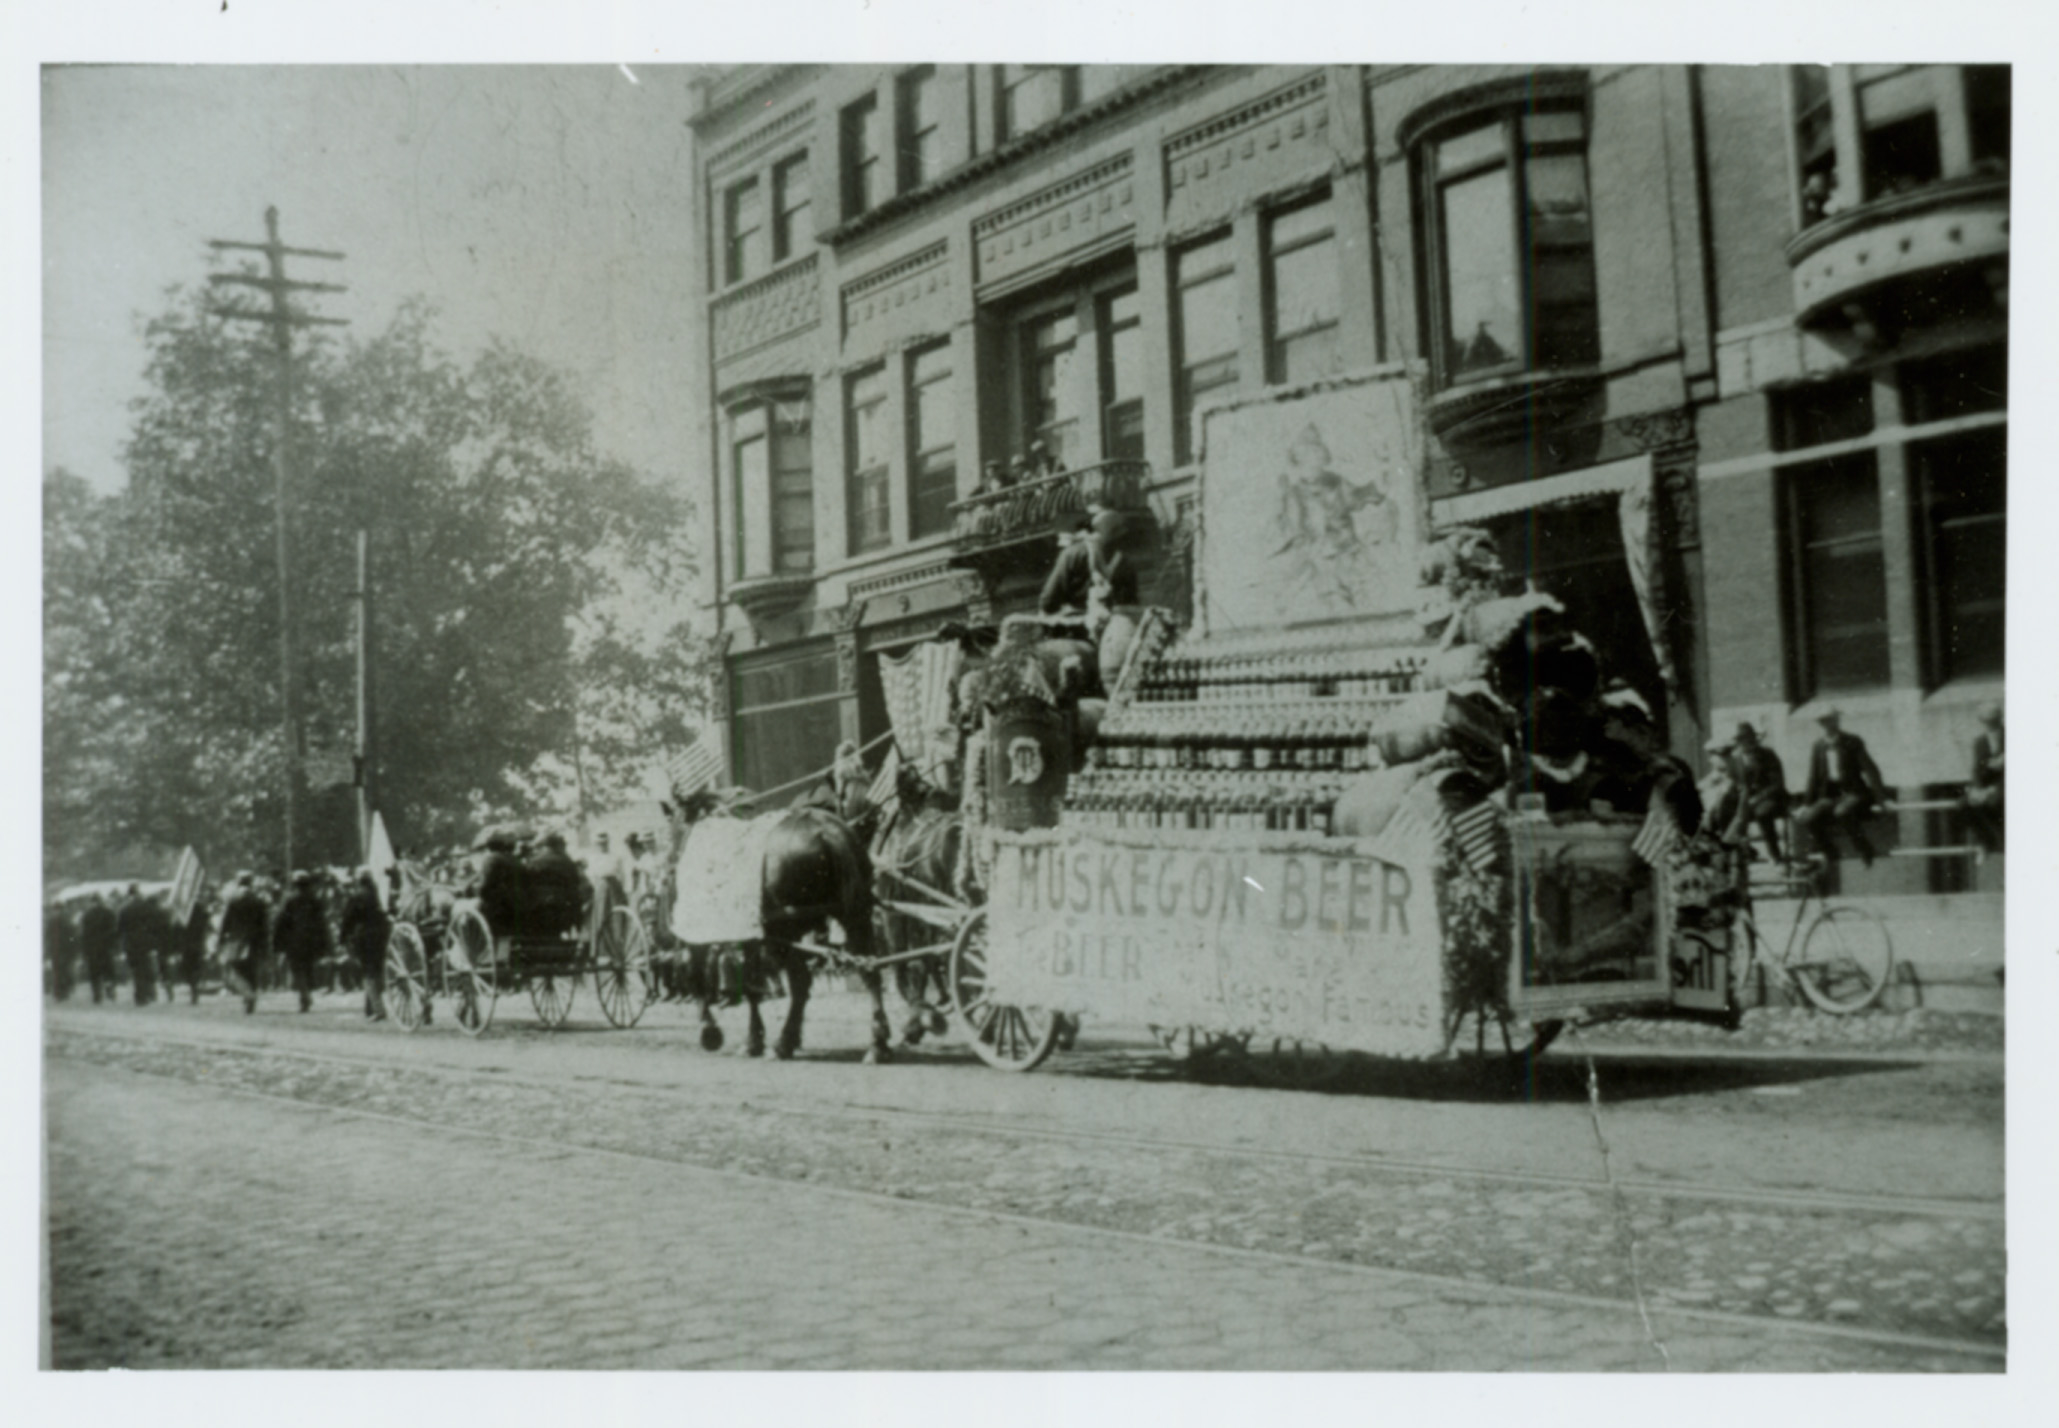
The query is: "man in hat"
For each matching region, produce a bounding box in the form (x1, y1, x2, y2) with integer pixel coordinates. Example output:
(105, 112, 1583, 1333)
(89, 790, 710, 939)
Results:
(523, 831, 586, 939)
(1795, 708, 1886, 867)
(1727, 724, 1791, 864)
(1964, 701, 2003, 854)
(271, 871, 333, 1013)
(115, 884, 162, 1006)
(79, 891, 119, 1004)
(219, 872, 270, 1014)
(1040, 508, 1137, 638)
(476, 831, 525, 943)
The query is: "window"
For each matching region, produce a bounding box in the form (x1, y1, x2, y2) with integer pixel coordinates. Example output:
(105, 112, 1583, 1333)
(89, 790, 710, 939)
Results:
(846, 367, 891, 554)
(723, 177, 763, 286)
(1265, 191, 1341, 384)
(1787, 454, 1891, 696)
(1098, 287, 1145, 462)
(772, 153, 811, 261)
(898, 67, 940, 191)
(1078, 66, 1126, 106)
(1022, 307, 1083, 466)
(730, 394, 814, 580)
(1174, 233, 1239, 465)
(1774, 373, 1873, 451)
(841, 94, 883, 218)
(999, 65, 1076, 139)
(908, 343, 957, 539)
(1790, 65, 2011, 223)
(1856, 65, 1942, 200)
(732, 648, 843, 804)
(1420, 105, 1598, 387)
(1914, 429, 2005, 684)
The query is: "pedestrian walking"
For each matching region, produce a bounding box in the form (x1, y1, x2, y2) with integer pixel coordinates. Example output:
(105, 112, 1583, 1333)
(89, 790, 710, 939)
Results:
(79, 893, 119, 1003)
(337, 868, 391, 1020)
(272, 871, 333, 1014)
(1964, 701, 2003, 854)
(1726, 724, 1791, 864)
(115, 884, 163, 1005)
(219, 872, 270, 1014)
(45, 899, 78, 1001)
(1794, 708, 1886, 867)
(176, 887, 212, 1005)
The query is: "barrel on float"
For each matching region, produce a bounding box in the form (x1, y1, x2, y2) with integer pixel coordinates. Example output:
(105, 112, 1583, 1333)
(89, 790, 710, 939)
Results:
(986, 696, 1072, 831)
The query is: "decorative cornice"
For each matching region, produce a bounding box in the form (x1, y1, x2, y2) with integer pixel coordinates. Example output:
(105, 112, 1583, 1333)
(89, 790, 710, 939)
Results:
(850, 559, 956, 601)
(692, 66, 816, 133)
(974, 157, 1136, 292)
(845, 241, 949, 300)
(710, 253, 821, 366)
(1164, 70, 1326, 159)
(705, 99, 816, 179)
(973, 156, 1132, 238)
(820, 65, 1211, 248)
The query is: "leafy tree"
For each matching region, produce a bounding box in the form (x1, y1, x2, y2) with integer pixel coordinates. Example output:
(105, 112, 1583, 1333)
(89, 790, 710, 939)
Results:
(44, 290, 706, 879)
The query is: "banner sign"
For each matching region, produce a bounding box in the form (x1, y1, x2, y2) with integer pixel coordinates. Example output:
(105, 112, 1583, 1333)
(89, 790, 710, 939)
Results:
(983, 826, 1447, 1058)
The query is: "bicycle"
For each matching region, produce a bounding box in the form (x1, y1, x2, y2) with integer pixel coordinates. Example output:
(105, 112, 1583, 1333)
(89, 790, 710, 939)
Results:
(1693, 846, 1896, 1014)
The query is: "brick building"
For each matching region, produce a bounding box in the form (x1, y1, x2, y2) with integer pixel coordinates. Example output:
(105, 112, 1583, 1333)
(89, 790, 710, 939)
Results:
(683, 64, 2006, 916)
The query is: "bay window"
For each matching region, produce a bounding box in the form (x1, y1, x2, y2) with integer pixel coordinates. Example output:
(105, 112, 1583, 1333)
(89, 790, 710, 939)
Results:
(1418, 103, 1598, 388)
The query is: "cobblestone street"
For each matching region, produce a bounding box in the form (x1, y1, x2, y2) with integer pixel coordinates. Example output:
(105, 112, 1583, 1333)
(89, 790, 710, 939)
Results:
(43, 995, 2004, 1373)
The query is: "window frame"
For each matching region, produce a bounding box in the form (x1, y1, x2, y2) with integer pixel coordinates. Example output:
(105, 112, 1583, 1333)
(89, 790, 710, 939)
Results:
(1097, 284, 1145, 463)
(1263, 188, 1341, 386)
(730, 645, 844, 807)
(1787, 64, 2009, 228)
(1172, 230, 1240, 466)
(1414, 99, 1599, 392)
(1782, 451, 1892, 701)
(897, 66, 941, 193)
(998, 64, 1079, 141)
(996, 265, 1140, 471)
(906, 340, 958, 540)
(727, 389, 815, 581)
(722, 175, 764, 287)
(1911, 425, 2007, 687)
(845, 365, 892, 556)
(841, 93, 883, 220)
(771, 151, 812, 262)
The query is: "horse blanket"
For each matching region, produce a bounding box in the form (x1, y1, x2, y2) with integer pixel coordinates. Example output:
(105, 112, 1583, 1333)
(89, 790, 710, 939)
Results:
(670, 814, 779, 944)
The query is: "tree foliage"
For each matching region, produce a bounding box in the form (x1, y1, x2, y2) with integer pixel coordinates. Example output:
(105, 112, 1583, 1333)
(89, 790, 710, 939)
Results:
(44, 291, 706, 880)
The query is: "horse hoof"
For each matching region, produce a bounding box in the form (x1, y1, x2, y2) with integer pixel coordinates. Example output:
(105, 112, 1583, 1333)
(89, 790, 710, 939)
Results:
(700, 1025, 724, 1053)
(900, 1019, 926, 1047)
(774, 1037, 798, 1061)
(925, 1008, 949, 1037)
(863, 1044, 893, 1066)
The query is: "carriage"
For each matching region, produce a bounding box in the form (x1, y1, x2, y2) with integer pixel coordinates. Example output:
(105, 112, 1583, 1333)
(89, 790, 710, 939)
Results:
(857, 371, 1876, 1082)
(380, 863, 656, 1036)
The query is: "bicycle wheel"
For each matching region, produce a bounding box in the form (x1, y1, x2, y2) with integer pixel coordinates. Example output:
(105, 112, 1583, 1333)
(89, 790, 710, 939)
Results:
(1793, 904, 1895, 1014)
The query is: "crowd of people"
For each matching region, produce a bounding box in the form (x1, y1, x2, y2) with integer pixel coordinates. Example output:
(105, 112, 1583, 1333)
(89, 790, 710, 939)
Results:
(42, 826, 670, 1019)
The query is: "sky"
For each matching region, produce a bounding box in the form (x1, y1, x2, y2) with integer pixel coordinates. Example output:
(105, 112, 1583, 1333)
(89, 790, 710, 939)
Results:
(43, 64, 710, 495)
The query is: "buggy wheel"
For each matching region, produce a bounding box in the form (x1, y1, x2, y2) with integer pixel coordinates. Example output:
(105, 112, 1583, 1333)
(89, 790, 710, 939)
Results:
(945, 908, 1060, 1073)
(383, 922, 428, 1032)
(593, 906, 654, 1028)
(1794, 905, 1895, 1014)
(529, 971, 576, 1028)
(447, 906, 498, 1037)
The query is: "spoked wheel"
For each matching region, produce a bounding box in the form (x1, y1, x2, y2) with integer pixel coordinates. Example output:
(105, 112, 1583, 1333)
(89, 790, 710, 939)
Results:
(383, 922, 429, 1031)
(529, 971, 576, 1028)
(446, 905, 498, 1037)
(593, 906, 655, 1029)
(1794, 905, 1896, 1014)
(946, 908, 1060, 1073)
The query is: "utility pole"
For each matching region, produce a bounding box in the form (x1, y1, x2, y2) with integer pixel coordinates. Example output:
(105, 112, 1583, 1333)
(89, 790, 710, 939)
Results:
(353, 528, 375, 863)
(206, 207, 346, 876)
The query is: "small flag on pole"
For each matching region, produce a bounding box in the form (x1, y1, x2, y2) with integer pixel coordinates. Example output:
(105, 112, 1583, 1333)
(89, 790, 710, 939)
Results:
(1448, 799, 1505, 877)
(1632, 801, 1682, 866)
(169, 846, 206, 925)
(666, 740, 723, 798)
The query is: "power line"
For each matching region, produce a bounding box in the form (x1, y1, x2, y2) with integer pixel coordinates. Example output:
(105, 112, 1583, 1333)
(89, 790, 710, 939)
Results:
(203, 206, 348, 875)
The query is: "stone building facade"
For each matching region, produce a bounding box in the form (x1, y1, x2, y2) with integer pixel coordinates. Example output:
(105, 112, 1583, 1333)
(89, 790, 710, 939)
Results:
(684, 63, 2007, 903)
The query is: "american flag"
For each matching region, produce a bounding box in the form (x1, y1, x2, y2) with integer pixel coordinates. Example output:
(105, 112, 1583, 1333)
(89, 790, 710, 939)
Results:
(168, 846, 206, 925)
(1448, 799, 1505, 877)
(666, 740, 723, 798)
(1632, 801, 1682, 866)
(866, 744, 901, 809)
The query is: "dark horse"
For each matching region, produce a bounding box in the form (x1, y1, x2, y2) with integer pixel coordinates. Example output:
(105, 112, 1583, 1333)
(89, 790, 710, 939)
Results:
(663, 789, 892, 1062)
(869, 757, 966, 1046)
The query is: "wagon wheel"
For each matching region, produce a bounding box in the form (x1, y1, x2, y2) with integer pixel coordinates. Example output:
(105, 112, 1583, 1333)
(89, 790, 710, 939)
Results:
(946, 908, 1061, 1073)
(446, 905, 498, 1037)
(529, 965, 577, 1028)
(382, 922, 429, 1031)
(593, 905, 655, 1029)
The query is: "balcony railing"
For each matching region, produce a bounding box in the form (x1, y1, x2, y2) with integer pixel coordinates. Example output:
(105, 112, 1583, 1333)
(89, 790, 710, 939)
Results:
(949, 459, 1150, 549)
(1785, 172, 2009, 335)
